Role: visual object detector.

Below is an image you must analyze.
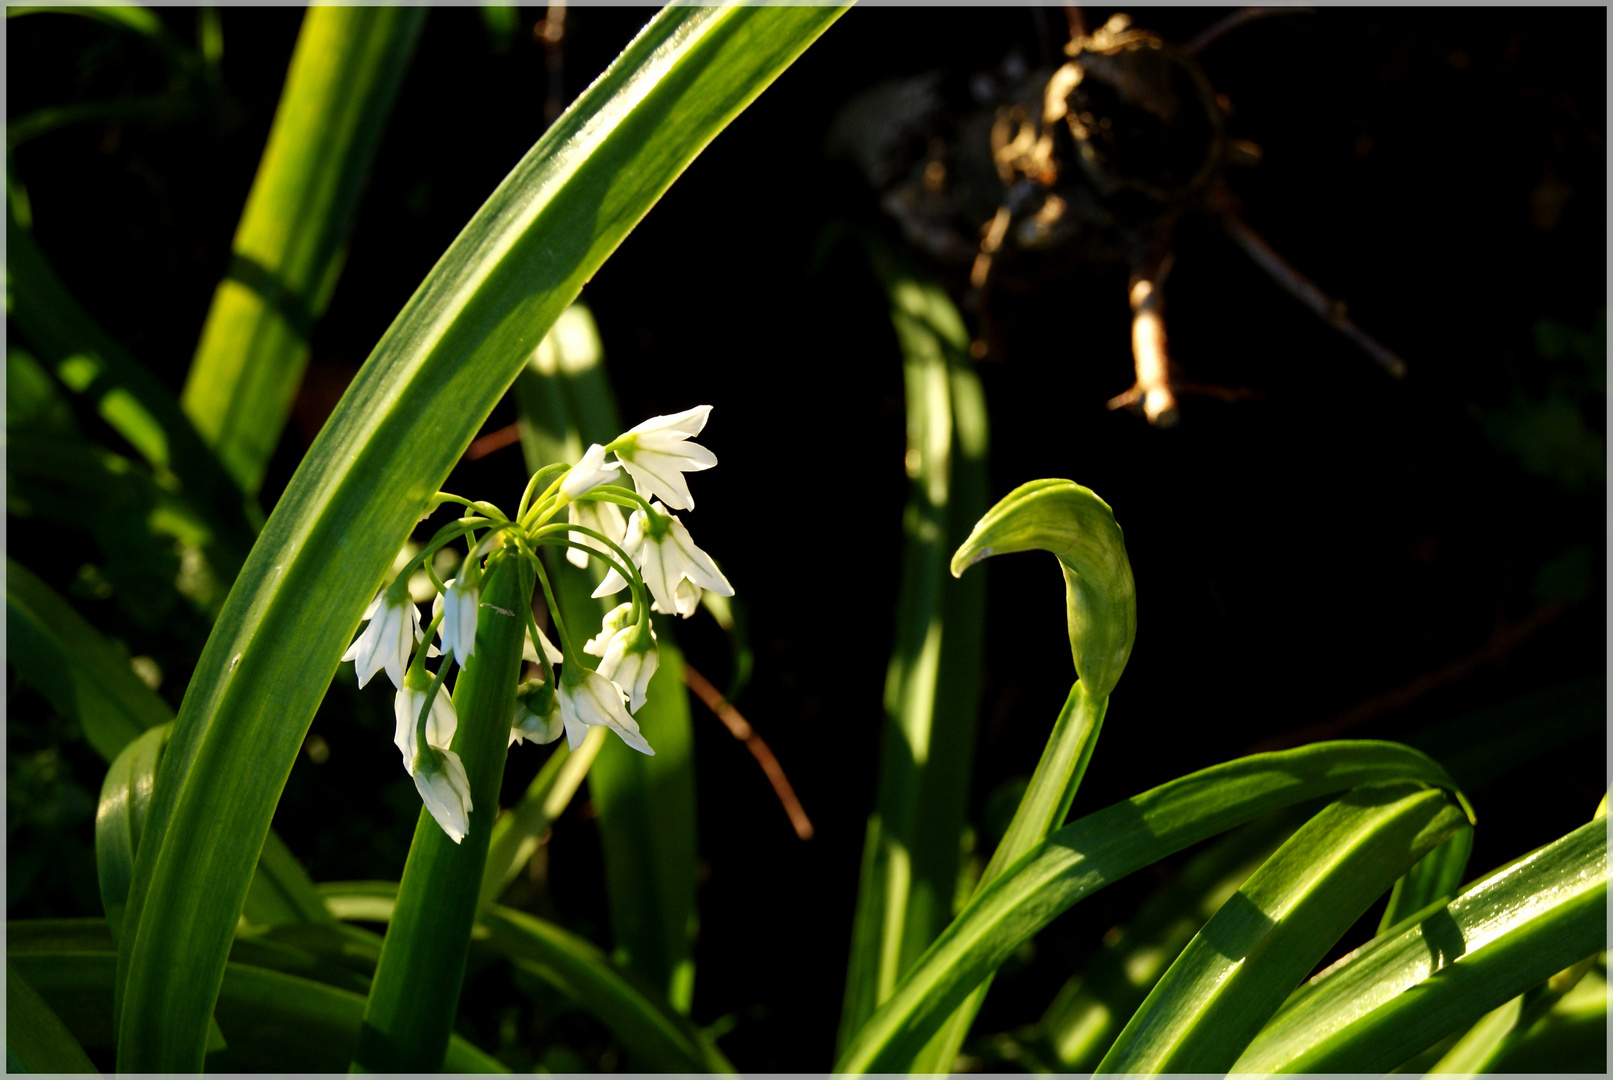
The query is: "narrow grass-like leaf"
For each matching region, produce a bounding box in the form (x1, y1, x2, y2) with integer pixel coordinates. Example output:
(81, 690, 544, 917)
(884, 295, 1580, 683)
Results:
(1232, 816, 1606, 1072)
(353, 550, 530, 1072)
(1096, 783, 1469, 1073)
(480, 726, 609, 910)
(840, 243, 989, 1048)
(181, 6, 424, 496)
(1424, 797, 1604, 1072)
(515, 302, 700, 1009)
(1484, 966, 1607, 1073)
(1378, 825, 1473, 933)
(482, 906, 735, 1073)
(319, 884, 725, 1073)
(951, 478, 1137, 697)
(114, 8, 845, 1070)
(903, 475, 1133, 1069)
(6, 557, 171, 761)
(9, 933, 503, 1072)
(6, 210, 258, 567)
(1428, 953, 1598, 1073)
(7, 960, 97, 1073)
(1035, 807, 1303, 1069)
(834, 740, 1466, 1074)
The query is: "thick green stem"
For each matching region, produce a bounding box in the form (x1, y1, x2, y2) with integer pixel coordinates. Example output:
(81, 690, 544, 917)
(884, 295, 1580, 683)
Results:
(351, 548, 530, 1071)
(907, 680, 1107, 1071)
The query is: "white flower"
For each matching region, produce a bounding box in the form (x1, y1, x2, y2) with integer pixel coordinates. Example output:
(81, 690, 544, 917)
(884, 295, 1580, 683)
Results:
(566, 496, 627, 570)
(523, 621, 564, 666)
(344, 588, 426, 689)
(412, 745, 473, 844)
(558, 668, 654, 756)
(650, 578, 702, 619)
(592, 502, 733, 618)
(584, 603, 635, 658)
(610, 405, 716, 511)
(560, 442, 622, 500)
(394, 674, 458, 768)
(510, 678, 565, 747)
(597, 619, 659, 714)
(432, 578, 479, 666)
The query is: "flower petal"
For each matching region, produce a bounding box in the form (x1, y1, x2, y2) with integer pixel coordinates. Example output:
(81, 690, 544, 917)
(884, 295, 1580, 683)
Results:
(627, 404, 711, 438)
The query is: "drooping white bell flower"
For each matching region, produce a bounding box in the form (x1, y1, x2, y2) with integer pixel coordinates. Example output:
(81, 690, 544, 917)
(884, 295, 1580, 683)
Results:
(597, 619, 659, 714)
(566, 496, 628, 570)
(432, 577, 479, 667)
(344, 587, 426, 690)
(411, 744, 473, 844)
(560, 442, 622, 501)
(509, 678, 565, 747)
(522, 621, 565, 666)
(591, 501, 732, 618)
(583, 603, 635, 658)
(649, 578, 702, 619)
(393, 668, 459, 769)
(558, 667, 654, 755)
(608, 405, 716, 511)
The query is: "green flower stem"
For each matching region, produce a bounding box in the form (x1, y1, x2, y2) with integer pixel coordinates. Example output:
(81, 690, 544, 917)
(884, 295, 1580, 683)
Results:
(516, 463, 570, 521)
(581, 483, 657, 517)
(351, 548, 532, 1072)
(908, 680, 1107, 1070)
(530, 552, 582, 666)
(530, 536, 640, 617)
(412, 611, 450, 746)
(522, 604, 557, 689)
(530, 520, 645, 592)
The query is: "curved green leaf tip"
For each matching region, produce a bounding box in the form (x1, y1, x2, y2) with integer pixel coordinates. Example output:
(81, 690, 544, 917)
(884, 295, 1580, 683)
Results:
(951, 478, 1136, 696)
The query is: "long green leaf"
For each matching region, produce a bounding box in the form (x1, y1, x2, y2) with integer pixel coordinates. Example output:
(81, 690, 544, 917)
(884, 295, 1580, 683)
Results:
(904, 475, 1136, 1070)
(515, 301, 700, 1010)
(353, 551, 531, 1071)
(114, 8, 845, 1069)
(181, 6, 424, 496)
(319, 884, 726, 1073)
(833, 740, 1467, 1074)
(1035, 807, 1303, 1069)
(10, 559, 328, 933)
(7, 960, 97, 1073)
(482, 906, 734, 1073)
(1232, 816, 1606, 1072)
(839, 241, 989, 1048)
(6, 209, 258, 570)
(6, 557, 171, 761)
(1095, 783, 1469, 1073)
(480, 725, 609, 911)
(9, 929, 503, 1072)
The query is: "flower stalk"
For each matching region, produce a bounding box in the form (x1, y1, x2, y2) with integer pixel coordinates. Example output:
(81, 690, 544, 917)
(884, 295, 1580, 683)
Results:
(353, 546, 532, 1072)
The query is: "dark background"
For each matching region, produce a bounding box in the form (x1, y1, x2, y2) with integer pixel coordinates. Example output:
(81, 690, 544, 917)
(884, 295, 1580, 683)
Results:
(8, 6, 1606, 1071)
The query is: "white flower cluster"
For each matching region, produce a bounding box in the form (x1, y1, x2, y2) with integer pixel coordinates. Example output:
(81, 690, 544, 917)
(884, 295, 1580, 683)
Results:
(339, 405, 733, 844)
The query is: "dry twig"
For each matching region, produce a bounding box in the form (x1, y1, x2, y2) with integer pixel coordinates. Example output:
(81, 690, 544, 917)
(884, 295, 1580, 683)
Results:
(684, 663, 815, 841)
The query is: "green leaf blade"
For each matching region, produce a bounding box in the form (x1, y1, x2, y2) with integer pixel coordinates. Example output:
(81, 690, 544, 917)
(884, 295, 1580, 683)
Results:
(181, 6, 425, 496)
(834, 740, 1466, 1074)
(1095, 783, 1469, 1073)
(1236, 817, 1607, 1073)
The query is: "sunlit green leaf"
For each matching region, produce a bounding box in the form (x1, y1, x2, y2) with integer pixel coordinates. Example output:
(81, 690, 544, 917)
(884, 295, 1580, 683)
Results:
(181, 6, 425, 496)
(951, 478, 1136, 697)
(840, 240, 990, 1052)
(834, 740, 1466, 1074)
(1233, 817, 1606, 1072)
(1096, 783, 1468, 1073)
